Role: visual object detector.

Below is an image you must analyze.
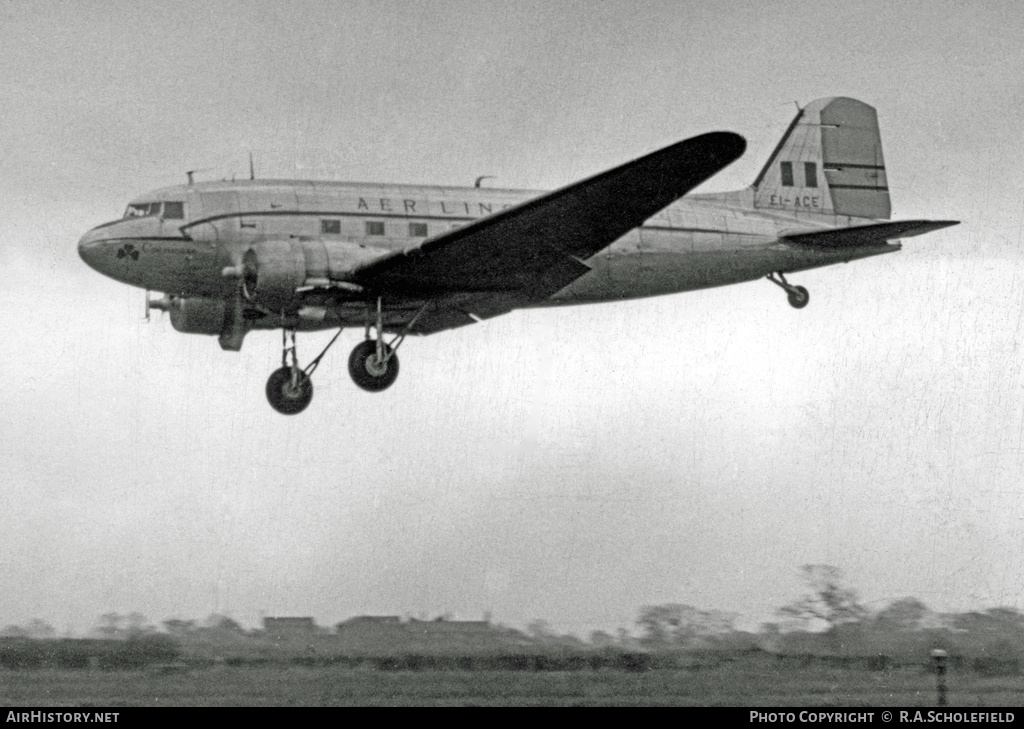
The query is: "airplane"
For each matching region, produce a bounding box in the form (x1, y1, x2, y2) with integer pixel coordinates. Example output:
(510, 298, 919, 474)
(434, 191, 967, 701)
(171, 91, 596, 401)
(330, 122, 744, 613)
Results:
(78, 97, 958, 415)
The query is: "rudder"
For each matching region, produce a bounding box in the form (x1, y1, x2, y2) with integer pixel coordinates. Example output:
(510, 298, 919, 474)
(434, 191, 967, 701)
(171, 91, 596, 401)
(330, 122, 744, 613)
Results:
(752, 97, 890, 220)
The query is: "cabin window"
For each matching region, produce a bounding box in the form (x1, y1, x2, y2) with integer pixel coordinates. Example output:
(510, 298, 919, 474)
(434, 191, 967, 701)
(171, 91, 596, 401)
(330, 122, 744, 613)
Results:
(366, 221, 385, 236)
(780, 161, 794, 187)
(408, 222, 428, 237)
(163, 201, 184, 219)
(804, 162, 818, 188)
(321, 219, 341, 234)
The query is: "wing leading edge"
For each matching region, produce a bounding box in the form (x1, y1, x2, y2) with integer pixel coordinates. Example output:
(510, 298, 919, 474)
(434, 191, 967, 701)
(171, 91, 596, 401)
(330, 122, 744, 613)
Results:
(350, 132, 747, 325)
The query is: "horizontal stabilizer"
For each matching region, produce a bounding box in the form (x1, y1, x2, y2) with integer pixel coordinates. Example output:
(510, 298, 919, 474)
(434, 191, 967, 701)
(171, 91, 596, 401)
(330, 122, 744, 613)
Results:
(782, 220, 959, 248)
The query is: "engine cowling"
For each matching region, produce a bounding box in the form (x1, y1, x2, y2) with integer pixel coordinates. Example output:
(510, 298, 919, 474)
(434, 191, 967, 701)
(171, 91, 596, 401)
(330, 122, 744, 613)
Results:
(241, 239, 387, 309)
(242, 240, 306, 309)
(169, 296, 228, 335)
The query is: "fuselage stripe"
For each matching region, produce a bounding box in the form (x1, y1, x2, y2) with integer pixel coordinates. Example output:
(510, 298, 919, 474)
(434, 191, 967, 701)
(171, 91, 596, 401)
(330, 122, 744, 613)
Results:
(181, 210, 712, 235)
(823, 163, 886, 170)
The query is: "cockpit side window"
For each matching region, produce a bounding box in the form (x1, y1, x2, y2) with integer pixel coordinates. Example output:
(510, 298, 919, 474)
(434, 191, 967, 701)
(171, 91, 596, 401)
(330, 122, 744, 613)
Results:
(163, 202, 184, 219)
(124, 202, 162, 219)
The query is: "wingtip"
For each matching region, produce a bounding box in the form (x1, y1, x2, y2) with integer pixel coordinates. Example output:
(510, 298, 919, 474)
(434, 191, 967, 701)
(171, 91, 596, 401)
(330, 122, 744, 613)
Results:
(708, 131, 747, 160)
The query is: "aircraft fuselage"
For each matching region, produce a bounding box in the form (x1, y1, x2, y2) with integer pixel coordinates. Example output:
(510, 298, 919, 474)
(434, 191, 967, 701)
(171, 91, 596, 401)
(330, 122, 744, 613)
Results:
(76, 96, 956, 414)
(78, 178, 896, 329)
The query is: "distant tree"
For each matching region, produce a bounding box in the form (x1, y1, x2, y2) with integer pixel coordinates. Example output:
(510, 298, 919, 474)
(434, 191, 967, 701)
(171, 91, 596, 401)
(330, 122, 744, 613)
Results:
(125, 612, 155, 636)
(636, 604, 738, 648)
(96, 612, 124, 637)
(526, 619, 554, 641)
(873, 598, 930, 632)
(0, 625, 27, 638)
(163, 618, 196, 636)
(982, 607, 1024, 630)
(23, 619, 56, 640)
(589, 630, 615, 648)
(952, 607, 1024, 637)
(204, 613, 244, 633)
(557, 632, 587, 648)
(777, 565, 867, 633)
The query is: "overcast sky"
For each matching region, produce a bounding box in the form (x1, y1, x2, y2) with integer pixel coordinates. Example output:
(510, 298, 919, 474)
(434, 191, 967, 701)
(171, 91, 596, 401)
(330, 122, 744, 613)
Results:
(1, 0, 1022, 636)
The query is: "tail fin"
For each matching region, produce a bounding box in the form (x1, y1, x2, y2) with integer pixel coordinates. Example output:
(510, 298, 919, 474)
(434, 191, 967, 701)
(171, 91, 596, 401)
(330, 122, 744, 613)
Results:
(752, 97, 890, 220)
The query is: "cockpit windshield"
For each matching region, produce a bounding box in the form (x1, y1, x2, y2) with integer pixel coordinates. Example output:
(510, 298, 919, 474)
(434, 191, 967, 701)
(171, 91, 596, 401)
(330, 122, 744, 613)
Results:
(122, 201, 184, 219)
(124, 202, 161, 218)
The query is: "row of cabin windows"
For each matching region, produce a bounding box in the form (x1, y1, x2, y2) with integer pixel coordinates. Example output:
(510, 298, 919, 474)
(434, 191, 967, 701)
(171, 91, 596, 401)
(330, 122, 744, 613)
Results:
(779, 161, 818, 188)
(321, 219, 430, 237)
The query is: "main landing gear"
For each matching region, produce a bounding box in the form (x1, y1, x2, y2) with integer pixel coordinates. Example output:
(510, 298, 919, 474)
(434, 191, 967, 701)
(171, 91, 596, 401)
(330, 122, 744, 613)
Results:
(263, 298, 427, 414)
(348, 297, 426, 393)
(767, 272, 810, 309)
(349, 339, 399, 392)
(265, 327, 340, 415)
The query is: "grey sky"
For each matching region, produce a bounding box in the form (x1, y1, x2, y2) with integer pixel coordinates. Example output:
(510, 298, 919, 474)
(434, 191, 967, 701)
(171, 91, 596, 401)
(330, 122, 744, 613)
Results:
(1, 0, 1022, 635)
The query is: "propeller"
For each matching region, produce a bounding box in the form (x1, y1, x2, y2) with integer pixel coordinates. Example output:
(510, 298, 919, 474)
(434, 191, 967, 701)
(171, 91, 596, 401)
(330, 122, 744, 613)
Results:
(144, 290, 171, 321)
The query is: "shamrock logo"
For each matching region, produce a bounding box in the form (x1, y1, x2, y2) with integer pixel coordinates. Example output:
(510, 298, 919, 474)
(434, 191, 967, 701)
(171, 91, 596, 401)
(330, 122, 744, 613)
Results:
(117, 244, 140, 261)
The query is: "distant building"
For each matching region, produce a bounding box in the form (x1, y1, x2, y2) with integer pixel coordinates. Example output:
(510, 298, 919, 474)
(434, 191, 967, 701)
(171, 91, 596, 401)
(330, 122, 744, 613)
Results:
(335, 616, 404, 638)
(332, 615, 526, 653)
(406, 618, 491, 635)
(338, 615, 402, 627)
(263, 617, 318, 638)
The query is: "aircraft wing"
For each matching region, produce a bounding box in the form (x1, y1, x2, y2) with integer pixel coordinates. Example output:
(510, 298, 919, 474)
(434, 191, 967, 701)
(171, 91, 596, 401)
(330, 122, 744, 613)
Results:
(782, 220, 959, 248)
(350, 132, 746, 321)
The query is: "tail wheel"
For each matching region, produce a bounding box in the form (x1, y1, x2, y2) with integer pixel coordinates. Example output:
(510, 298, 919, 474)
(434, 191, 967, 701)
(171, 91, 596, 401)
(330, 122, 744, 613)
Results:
(266, 366, 314, 415)
(348, 340, 399, 392)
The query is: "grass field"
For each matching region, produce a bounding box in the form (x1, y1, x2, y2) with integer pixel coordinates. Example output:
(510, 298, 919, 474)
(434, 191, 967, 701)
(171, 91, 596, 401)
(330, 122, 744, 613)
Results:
(1, 665, 1021, 706)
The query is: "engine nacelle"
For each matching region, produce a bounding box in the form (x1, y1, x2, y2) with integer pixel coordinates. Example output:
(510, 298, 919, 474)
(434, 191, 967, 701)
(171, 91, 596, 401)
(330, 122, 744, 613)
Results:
(242, 240, 306, 309)
(241, 239, 386, 309)
(169, 296, 228, 335)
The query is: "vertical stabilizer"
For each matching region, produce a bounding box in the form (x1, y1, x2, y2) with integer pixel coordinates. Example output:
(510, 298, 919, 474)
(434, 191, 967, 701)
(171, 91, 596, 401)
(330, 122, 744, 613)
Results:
(752, 97, 890, 220)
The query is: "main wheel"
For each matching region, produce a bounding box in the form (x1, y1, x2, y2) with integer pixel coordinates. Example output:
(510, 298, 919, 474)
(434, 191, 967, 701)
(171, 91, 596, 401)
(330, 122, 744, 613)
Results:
(787, 285, 810, 309)
(265, 366, 314, 415)
(348, 340, 399, 392)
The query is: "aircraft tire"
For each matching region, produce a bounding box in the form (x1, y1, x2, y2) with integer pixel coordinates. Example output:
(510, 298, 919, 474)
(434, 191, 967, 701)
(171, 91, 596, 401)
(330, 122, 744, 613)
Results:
(787, 286, 809, 309)
(349, 340, 399, 392)
(266, 366, 314, 415)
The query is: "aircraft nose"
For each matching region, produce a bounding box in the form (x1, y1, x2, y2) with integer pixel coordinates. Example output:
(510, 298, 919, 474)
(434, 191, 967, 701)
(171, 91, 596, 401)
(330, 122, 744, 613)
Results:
(78, 227, 108, 271)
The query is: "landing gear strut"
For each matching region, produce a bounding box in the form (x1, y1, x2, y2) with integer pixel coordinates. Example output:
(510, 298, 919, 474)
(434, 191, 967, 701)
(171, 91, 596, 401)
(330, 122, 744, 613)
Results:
(767, 272, 810, 309)
(347, 297, 426, 392)
(265, 327, 343, 415)
(263, 298, 427, 412)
